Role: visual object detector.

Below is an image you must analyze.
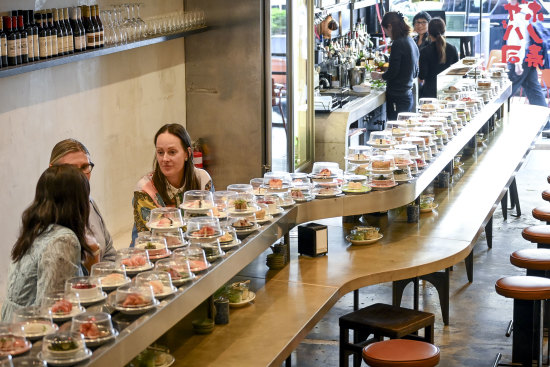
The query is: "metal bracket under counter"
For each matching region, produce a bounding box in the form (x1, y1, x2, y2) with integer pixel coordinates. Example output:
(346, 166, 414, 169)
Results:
(315, 89, 386, 167)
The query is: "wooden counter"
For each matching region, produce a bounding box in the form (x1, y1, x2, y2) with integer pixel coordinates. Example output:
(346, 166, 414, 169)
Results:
(172, 104, 549, 366)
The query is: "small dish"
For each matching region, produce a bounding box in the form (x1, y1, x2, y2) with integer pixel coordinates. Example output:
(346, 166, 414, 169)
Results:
(234, 223, 261, 235)
(229, 291, 256, 308)
(135, 271, 177, 300)
(420, 202, 439, 213)
(313, 188, 343, 198)
(114, 285, 158, 315)
(147, 208, 184, 229)
(154, 258, 195, 286)
(70, 312, 117, 347)
(37, 349, 92, 366)
(0, 324, 32, 357)
(115, 248, 153, 276)
(346, 234, 383, 245)
(41, 331, 88, 363)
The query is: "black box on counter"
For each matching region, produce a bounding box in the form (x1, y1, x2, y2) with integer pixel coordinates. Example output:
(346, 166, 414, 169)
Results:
(298, 223, 328, 257)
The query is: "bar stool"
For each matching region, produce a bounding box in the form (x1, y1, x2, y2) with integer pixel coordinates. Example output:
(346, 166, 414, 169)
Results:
(510, 249, 550, 276)
(362, 339, 440, 367)
(339, 303, 435, 367)
(543, 189, 550, 203)
(494, 276, 550, 366)
(522, 225, 550, 249)
(532, 206, 550, 224)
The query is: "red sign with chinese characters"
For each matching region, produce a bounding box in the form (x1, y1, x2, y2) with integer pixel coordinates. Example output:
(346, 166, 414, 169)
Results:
(501, 0, 545, 68)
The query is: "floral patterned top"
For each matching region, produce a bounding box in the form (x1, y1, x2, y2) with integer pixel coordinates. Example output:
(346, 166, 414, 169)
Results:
(1, 225, 83, 322)
(133, 168, 213, 234)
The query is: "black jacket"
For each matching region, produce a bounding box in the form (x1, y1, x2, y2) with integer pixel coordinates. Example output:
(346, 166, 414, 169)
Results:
(382, 36, 419, 96)
(418, 42, 459, 98)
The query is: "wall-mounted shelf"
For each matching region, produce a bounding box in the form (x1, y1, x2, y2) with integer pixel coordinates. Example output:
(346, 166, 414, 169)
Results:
(0, 27, 208, 79)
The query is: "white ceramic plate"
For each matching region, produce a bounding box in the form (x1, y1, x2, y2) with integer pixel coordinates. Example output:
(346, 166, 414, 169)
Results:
(79, 292, 108, 307)
(370, 183, 398, 190)
(420, 203, 439, 213)
(38, 349, 92, 366)
(342, 186, 372, 194)
(124, 263, 154, 276)
(171, 272, 196, 287)
(114, 299, 160, 315)
(154, 286, 178, 300)
(180, 202, 215, 211)
(279, 200, 295, 208)
(254, 215, 273, 224)
(234, 223, 261, 235)
(292, 195, 314, 203)
(314, 190, 343, 198)
(229, 291, 256, 308)
(219, 239, 242, 250)
(261, 183, 291, 192)
(227, 205, 261, 215)
(20, 321, 58, 340)
(84, 329, 119, 348)
(267, 207, 285, 216)
(0, 336, 31, 356)
(346, 234, 383, 245)
(100, 276, 132, 292)
(51, 305, 86, 323)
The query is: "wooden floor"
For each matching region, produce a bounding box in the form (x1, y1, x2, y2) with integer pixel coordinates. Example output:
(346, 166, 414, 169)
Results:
(288, 145, 550, 367)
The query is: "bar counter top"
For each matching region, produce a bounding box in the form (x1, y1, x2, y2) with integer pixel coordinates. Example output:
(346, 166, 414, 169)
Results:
(171, 105, 549, 366)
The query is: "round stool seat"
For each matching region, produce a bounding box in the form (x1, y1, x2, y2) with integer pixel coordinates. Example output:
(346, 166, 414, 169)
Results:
(522, 225, 550, 244)
(543, 189, 550, 202)
(547, 175, 550, 184)
(510, 249, 550, 271)
(362, 339, 440, 367)
(533, 206, 550, 222)
(495, 276, 550, 300)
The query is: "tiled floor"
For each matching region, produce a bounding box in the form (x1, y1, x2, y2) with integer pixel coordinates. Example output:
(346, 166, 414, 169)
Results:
(285, 138, 550, 366)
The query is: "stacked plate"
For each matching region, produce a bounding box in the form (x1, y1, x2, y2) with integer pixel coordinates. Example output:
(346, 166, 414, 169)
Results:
(266, 254, 285, 270)
(192, 319, 215, 335)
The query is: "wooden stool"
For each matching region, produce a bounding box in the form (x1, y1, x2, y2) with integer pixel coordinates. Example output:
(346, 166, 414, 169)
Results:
(533, 206, 550, 224)
(339, 303, 435, 367)
(495, 276, 550, 366)
(511, 249, 550, 275)
(362, 339, 440, 367)
(522, 225, 550, 249)
(543, 189, 550, 203)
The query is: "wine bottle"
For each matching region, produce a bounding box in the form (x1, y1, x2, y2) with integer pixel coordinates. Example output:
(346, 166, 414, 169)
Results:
(63, 8, 74, 54)
(53, 9, 66, 55)
(35, 12, 47, 60)
(93, 5, 104, 47)
(77, 7, 86, 43)
(47, 11, 58, 57)
(10, 16, 22, 65)
(90, 5, 99, 48)
(0, 17, 8, 67)
(24, 10, 37, 62)
(17, 15, 28, 63)
(69, 7, 85, 52)
(3, 16, 17, 66)
(81, 6, 96, 50)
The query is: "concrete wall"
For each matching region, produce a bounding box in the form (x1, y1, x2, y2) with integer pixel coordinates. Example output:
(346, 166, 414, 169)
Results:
(0, 0, 186, 300)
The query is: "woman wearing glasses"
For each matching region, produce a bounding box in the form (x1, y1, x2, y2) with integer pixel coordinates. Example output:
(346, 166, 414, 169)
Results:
(1, 165, 93, 321)
(49, 139, 116, 271)
(413, 12, 432, 51)
(132, 124, 213, 245)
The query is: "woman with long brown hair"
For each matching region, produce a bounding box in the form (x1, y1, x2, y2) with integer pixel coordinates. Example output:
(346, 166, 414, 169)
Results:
(1, 165, 93, 321)
(376, 12, 419, 121)
(133, 124, 213, 243)
(418, 18, 459, 98)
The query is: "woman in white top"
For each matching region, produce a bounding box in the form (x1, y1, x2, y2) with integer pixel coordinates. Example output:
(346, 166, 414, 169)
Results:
(132, 124, 213, 244)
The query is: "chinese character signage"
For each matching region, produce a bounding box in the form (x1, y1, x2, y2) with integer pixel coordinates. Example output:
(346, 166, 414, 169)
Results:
(501, 0, 545, 68)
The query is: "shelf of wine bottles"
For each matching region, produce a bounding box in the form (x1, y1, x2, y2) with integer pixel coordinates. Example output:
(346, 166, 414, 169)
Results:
(0, 6, 208, 78)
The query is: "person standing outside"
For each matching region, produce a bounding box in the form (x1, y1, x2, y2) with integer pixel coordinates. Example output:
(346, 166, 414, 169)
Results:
(419, 18, 459, 98)
(373, 12, 419, 121)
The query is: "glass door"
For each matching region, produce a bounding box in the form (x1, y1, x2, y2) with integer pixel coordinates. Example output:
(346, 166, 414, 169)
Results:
(269, 0, 314, 172)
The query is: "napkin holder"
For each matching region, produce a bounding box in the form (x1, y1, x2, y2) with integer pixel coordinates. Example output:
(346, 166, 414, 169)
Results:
(298, 223, 328, 257)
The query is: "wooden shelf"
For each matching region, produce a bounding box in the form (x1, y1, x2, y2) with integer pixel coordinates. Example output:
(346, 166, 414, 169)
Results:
(0, 26, 208, 78)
